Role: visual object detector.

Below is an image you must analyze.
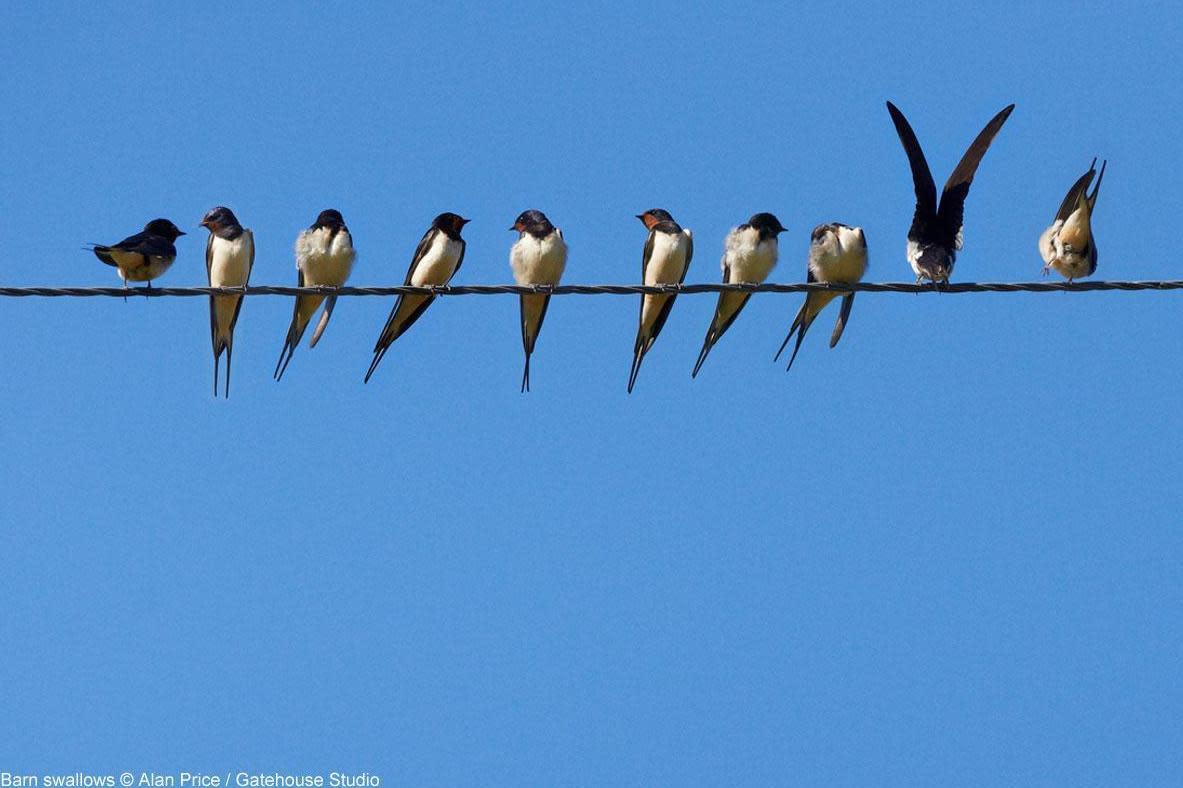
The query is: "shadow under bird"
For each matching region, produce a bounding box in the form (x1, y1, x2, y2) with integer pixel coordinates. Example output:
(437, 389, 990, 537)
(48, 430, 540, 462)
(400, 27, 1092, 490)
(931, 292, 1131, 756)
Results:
(510, 209, 567, 392)
(274, 209, 356, 381)
(629, 209, 694, 393)
(1039, 159, 1106, 282)
(365, 212, 469, 383)
(692, 212, 785, 378)
(200, 206, 254, 398)
(89, 218, 185, 288)
(886, 101, 1015, 284)
(775, 223, 868, 371)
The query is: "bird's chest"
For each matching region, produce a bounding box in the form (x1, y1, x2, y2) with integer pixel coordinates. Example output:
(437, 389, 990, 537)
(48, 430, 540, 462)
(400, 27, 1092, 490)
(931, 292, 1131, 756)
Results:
(411, 237, 462, 285)
(512, 236, 566, 283)
(209, 237, 251, 285)
(646, 233, 688, 284)
(730, 239, 776, 281)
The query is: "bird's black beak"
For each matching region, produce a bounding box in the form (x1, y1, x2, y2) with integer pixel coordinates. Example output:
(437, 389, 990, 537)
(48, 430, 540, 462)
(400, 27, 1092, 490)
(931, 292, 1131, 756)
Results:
(177, 230, 187, 236)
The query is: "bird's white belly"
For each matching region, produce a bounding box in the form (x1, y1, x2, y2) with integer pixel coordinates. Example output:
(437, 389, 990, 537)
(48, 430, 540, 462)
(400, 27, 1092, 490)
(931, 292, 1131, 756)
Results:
(646, 233, 688, 284)
(209, 235, 252, 287)
(728, 241, 777, 283)
(411, 236, 463, 286)
(511, 235, 567, 285)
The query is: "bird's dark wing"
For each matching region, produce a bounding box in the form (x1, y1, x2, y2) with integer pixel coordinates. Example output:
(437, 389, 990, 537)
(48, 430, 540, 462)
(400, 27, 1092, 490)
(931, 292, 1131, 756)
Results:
(936, 103, 1016, 232)
(1054, 161, 1097, 223)
(1087, 160, 1106, 211)
(403, 227, 437, 285)
(886, 101, 938, 218)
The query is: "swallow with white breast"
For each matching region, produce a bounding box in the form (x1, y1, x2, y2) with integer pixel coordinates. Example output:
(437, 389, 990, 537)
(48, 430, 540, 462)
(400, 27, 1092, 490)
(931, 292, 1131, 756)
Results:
(886, 101, 1014, 284)
(774, 223, 868, 371)
(629, 209, 694, 393)
(510, 209, 567, 392)
(200, 207, 254, 397)
(1039, 159, 1105, 282)
(365, 212, 469, 383)
(274, 209, 356, 381)
(89, 218, 185, 288)
(692, 212, 785, 378)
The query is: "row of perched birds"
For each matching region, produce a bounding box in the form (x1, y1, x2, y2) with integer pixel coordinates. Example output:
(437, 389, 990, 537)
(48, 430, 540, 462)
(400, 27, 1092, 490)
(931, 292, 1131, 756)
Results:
(87, 101, 1105, 397)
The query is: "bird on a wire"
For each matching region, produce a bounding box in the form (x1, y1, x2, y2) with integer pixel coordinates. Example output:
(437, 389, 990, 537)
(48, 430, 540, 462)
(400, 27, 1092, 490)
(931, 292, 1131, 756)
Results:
(886, 101, 1014, 285)
(692, 212, 785, 378)
(365, 212, 469, 383)
(200, 206, 254, 397)
(774, 222, 868, 371)
(628, 208, 693, 393)
(274, 208, 356, 381)
(1039, 159, 1105, 282)
(89, 218, 186, 289)
(510, 209, 567, 392)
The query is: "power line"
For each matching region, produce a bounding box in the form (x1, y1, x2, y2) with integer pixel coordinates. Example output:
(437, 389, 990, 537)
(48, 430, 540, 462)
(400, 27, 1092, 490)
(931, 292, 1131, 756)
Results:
(1, 280, 1182, 298)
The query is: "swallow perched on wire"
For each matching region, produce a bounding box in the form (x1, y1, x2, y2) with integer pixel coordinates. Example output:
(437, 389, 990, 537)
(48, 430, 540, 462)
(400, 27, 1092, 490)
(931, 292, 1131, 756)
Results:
(509, 209, 567, 392)
(274, 208, 356, 381)
(365, 212, 469, 383)
(775, 223, 868, 371)
(886, 101, 1014, 284)
(1039, 159, 1106, 282)
(692, 212, 785, 378)
(89, 218, 185, 288)
(200, 206, 254, 397)
(629, 209, 693, 393)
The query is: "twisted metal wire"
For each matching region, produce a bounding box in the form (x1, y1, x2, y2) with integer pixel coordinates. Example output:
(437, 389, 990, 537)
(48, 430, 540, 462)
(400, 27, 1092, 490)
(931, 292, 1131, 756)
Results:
(1, 280, 1182, 298)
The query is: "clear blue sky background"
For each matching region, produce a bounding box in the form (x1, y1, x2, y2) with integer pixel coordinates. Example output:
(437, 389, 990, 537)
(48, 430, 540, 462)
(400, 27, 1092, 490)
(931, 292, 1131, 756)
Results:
(1, 2, 1180, 783)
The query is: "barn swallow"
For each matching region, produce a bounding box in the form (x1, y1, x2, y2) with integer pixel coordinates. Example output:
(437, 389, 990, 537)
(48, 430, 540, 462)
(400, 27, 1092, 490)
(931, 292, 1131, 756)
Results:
(364, 212, 469, 383)
(200, 206, 254, 397)
(1039, 159, 1106, 282)
(886, 101, 1015, 284)
(629, 209, 693, 393)
(510, 209, 567, 392)
(89, 218, 185, 287)
(692, 212, 785, 378)
(273, 209, 356, 381)
(775, 223, 868, 371)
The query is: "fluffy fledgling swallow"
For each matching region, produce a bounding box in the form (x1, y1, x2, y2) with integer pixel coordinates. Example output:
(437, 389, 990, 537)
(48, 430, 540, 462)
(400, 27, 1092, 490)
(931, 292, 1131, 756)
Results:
(90, 218, 185, 287)
(775, 223, 868, 371)
(274, 209, 356, 381)
(510, 209, 567, 392)
(364, 212, 469, 383)
(1039, 159, 1106, 282)
(629, 209, 694, 393)
(200, 207, 254, 397)
(692, 212, 785, 378)
(886, 101, 1015, 284)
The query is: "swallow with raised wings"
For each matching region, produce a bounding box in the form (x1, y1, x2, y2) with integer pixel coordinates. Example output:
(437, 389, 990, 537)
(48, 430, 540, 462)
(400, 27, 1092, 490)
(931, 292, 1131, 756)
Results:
(629, 209, 693, 393)
(886, 101, 1014, 284)
(89, 218, 185, 287)
(274, 209, 356, 381)
(691, 212, 785, 378)
(1039, 159, 1106, 282)
(200, 206, 254, 397)
(510, 209, 567, 392)
(365, 212, 469, 383)
(775, 223, 868, 371)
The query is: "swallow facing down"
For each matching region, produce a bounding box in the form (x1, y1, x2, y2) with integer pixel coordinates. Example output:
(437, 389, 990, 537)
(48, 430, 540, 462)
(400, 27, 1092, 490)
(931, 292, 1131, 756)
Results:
(201, 206, 255, 397)
(274, 209, 356, 381)
(364, 212, 469, 383)
(692, 212, 785, 378)
(775, 223, 868, 371)
(510, 209, 567, 392)
(90, 218, 185, 287)
(629, 209, 694, 393)
(1039, 159, 1106, 282)
(886, 101, 1015, 284)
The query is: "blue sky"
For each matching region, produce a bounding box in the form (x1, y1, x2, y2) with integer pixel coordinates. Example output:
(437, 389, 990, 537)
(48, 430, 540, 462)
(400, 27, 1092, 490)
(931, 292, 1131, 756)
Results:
(1, 1, 1181, 783)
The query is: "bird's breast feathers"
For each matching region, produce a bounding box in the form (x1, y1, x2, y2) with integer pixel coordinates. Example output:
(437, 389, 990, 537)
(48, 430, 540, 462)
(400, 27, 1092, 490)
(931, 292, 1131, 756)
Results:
(410, 233, 464, 286)
(208, 230, 253, 287)
(645, 230, 690, 284)
(296, 226, 355, 285)
(510, 230, 567, 285)
(722, 226, 777, 282)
